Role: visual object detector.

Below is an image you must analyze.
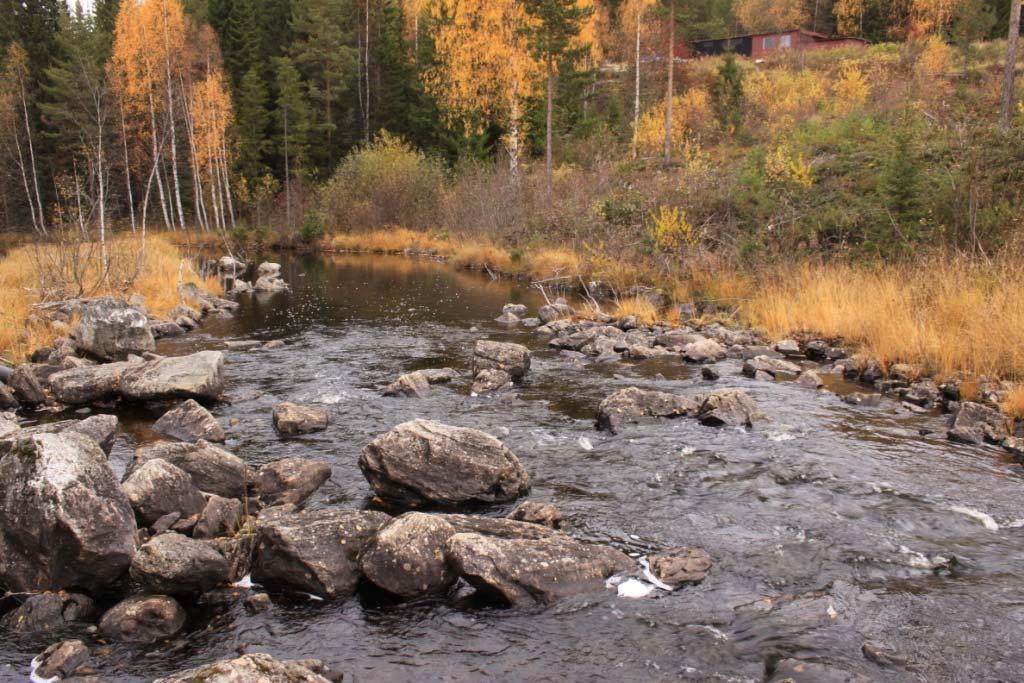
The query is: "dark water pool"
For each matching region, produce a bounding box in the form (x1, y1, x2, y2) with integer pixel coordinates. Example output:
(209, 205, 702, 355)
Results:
(4, 253, 1024, 682)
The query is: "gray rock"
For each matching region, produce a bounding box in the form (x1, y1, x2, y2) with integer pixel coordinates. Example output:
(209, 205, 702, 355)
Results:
(383, 367, 459, 397)
(33, 640, 90, 680)
(271, 402, 329, 435)
(682, 338, 727, 363)
(626, 344, 672, 359)
(538, 302, 574, 323)
(495, 312, 520, 324)
(506, 500, 562, 528)
(208, 533, 257, 582)
(123, 458, 207, 527)
(255, 457, 331, 507)
(9, 363, 57, 404)
(0, 384, 18, 409)
(72, 297, 155, 361)
(445, 533, 632, 605)
(359, 512, 558, 599)
(154, 653, 335, 683)
(119, 351, 225, 402)
(948, 402, 1009, 445)
(0, 414, 118, 456)
(773, 339, 802, 357)
(697, 389, 765, 428)
(252, 508, 390, 599)
(130, 532, 230, 595)
(217, 255, 247, 273)
(1, 592, 95, 632)
(903, 379, 939, 407)
(471, 368, 512, 395)
(502, 303, 528, 316)
(154, 399, 225, 442)
(648, 547, 712, 585)
(193, 495, 244, 538)
(360, 419, 530, 505)
(254, 275, 289, 292)
(841, 392, 880, 406)
(742, 355, 802, 378)
(472, 340, 531, 379)
(0, 432, 136, 592)
(262, 340, 286, 350)
(701, 366, 720, 381)
(0, 412, 18, 439)
(796, 370, 824, 388)
(768, 659, 870, 683)
(229, 279, 253, 295)
(48, 361, 132, 404)
(257, 262, 282, 278)
(596, 387, 698, 434)
(98, 594, 185, 644)
(224, 340, 262, 351)
(521, 317, 541, 327)
(132, 440, 247, 499)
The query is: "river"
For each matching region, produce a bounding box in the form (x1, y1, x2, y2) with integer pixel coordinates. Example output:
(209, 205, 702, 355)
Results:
(3, 252, 1023, 682)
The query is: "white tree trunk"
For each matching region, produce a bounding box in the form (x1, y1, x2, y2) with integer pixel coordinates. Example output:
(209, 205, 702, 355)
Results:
(633, 9, 641, 159)
(18, 73, 47, 234)
(119, 104, 136, 232)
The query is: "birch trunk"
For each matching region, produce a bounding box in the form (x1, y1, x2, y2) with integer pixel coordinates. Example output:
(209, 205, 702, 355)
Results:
(119, 104, 136, 232)
(632, 9, 641, 159)
(18, 72, 47, 234)
(663, 0, 674, 162)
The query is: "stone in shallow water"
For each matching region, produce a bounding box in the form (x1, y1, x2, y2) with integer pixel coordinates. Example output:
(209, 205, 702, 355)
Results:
(33, 640, 90, 680)
(154, 399, 225, 442)
(98, 594, 186, 644)
(359, 419, 530, 505)
(154, 653, 340, 683)
(472, 340, 531, 379)
(0, 592, 95, 632)
(697, 389, 765, 428)
(648, 547, 712, 586)
(255, 457, 332, 507)
(132, 439, 247, 499)
(272, 402, 330, 435)
(130, 532, 231, 595)
(72, 297, 155, 361)
(596, 386, 698, 434)
(122, 458, 206, 527)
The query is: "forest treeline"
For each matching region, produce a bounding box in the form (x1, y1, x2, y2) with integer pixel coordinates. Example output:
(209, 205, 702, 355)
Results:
(2, 0, 1024, 260)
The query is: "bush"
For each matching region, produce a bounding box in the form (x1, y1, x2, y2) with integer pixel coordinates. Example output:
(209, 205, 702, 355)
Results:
(319, 132, 446, 232)
(300, 211, 325, 243)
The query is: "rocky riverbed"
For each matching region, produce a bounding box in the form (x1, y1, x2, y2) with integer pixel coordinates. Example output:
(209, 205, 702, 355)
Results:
(1, 252, 1023, 682)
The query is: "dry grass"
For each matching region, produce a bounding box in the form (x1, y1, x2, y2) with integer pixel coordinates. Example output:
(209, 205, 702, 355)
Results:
(323, 227, 450, 255)
(449, 241, 514, 272)
(614, 297, 660, 325)
(1002, 385, 1024, 422)
(0, 235, 216, 362)
(743, 256, 1024, 381)
(524, 247, 581, 281)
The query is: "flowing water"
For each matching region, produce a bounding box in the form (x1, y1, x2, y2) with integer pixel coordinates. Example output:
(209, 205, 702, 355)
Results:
(3, 253, 1024, 682)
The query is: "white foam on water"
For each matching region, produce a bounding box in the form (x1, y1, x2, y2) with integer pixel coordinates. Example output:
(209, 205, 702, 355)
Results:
(305, 593, 325, 602)
(679, 446, 696, 456)
(577, 436, 594, 451)
(950, 506, 999, 531)
(232, 574, 254, 588)
(765, 431, 796, 442)
(638, 557, 674, 592)
(29, 656, 58, 683)
(899, 545, 950, 569)
(318, 394, 346, 405)
(616, 579, 655, 598)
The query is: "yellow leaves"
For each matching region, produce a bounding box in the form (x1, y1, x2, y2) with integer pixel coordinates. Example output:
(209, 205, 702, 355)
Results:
(733, 0, 808, 34)
(833, 0, 864, 36)
(765, 144, 813, 189)
(190, 69, 233, 168)
(648, 205, 696, 253)
(745, 68, 825, 132)
(110, 0, 187, 115)
(833, 60, 869, 113)
(916, 35, 953, 78)
(909, 0, 957, 38)
(426, 0, 540, 130)
(634, 88, 712, 156)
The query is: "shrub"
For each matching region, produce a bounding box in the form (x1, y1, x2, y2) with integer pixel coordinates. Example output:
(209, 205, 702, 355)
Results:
(300, 211, 325, 243)
(319, 132, 446, 232)
(648, 205, 696, 253)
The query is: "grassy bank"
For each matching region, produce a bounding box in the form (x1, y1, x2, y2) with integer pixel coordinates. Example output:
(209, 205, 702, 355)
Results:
(0, 235, 219, 363)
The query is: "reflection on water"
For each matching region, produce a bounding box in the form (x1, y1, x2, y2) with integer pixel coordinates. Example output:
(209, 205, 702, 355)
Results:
(3, 253, 1024, 682)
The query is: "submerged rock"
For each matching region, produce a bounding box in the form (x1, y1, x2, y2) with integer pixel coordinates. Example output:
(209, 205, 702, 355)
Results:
(948, 402, 1009, 445)
(132, 440, 247, 499)
(122, 458, 206, 527)
(0, 591, 95, 632)
(506, 500, 562, 528)
(697, 389, 765, 428)
(252, 508, 390, 599)
(154, 399, 225, 442)
(472, 340, 531, 379)
(254, 457, 332, 507)
(154, 653, 338, 683)
(33, 640, 91, 680)
(648, 547, 712, 586)
(98, 594, 186, 644)
(272, 402, 330, 435)
(130, 532, 230, 595)
(596, 386, 698, 434)
(0, 432, 136, 593)
(72, 297, 155, 361)
(445, 533, 632, 605)
(360, 419, 530, 505)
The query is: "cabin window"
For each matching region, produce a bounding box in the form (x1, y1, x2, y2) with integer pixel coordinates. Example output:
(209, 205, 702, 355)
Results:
(780, 34, 792, 48)
(763, 36, 776, 49)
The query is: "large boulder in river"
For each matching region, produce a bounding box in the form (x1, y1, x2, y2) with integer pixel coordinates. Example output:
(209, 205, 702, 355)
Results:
(130, 532, 230, 595)
(742, 355, 801, 378)
(0, 432, 136, 593)
(272, 402, 329, 435)
(154, 399, 225, 442)
(360, 419, 530, 505)
(682, 338, 727, 363)
(72, 297, 155, 361)
(382, 368, 458, 398)
(359, 512, 557, 599)
(217, 255, 247, 273)
(0, 591, 95, 632)
(596, 386, 698, 434)
(254, 457, 331, 507)
(948, 401, 1009, 445)
(122, 458, 207, 526)
(48, 360, 133, 404)
(251, 508, 390, 599)
(132, 439, 247, 499)
(155, 653, 337, 683)
(0, 414, 118, 456)
(98, 594, 185, 644)
(445, 533, 632, 605)
(472, 340, 531, 379)
(471, 368, 512, 395)
(119, 351, 225, 402)
(539, 302, 573, 324)
(697, 389, 765, 428)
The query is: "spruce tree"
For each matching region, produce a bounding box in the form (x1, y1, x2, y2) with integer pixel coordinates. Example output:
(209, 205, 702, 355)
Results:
(235, 65, 270, 184)
(224, 0, 259, 87)
(275, 56, 309, 229)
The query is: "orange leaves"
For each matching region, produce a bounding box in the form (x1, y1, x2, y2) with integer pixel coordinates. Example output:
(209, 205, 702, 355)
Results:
(109, 0, 186, 113)
(190, 70, 233, 168)
(733, 0, 808, 35)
